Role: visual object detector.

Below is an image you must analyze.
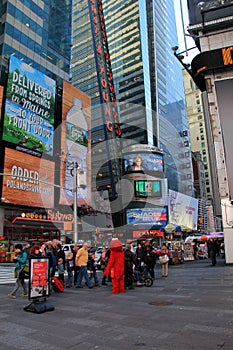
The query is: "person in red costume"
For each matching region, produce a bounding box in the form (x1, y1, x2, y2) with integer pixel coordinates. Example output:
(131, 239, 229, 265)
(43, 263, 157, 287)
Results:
(104, 239, 125, 294)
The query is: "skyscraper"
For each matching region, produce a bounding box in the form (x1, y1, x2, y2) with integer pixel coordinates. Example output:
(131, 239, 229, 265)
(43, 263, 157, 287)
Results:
(0, 0, 71, 85)
(71, 0, 193, 196)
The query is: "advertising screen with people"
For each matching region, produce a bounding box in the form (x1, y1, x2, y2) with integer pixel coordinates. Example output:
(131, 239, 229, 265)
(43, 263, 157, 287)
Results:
(123, 153, 164, 174)
(134, 180, 162, 198)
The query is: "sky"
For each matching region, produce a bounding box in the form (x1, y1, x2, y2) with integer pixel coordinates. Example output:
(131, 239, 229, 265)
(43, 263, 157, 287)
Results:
(174, 0, 200, 62)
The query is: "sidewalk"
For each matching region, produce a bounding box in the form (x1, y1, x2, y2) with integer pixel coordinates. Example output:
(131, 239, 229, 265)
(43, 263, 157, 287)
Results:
(0, 257, 233, 350)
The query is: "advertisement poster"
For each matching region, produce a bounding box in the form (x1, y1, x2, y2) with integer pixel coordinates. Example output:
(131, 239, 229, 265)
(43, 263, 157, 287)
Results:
(168, 190, 198, 230)
(59, 81, 91, 206)
(2, 148, 54, 208)
(29, 257, 50, 299)
(126, 207, 167, 226)
(3, 55, 56, 155)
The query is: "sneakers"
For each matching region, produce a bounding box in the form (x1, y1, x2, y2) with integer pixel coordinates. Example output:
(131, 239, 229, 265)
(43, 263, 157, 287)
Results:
(8, 294, 16, 299)
(75, 285, 83, 288)
(20, 293, 28, 297)
(136, 281, 143, 286)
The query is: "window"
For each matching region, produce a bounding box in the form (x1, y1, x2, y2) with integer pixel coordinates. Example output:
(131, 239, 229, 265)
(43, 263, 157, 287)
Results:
(198, 115, 202, 120)
(197, 107, 201, 112)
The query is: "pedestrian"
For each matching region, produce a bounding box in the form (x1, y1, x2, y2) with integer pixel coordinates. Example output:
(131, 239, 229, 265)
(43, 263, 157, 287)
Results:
(144, 244, 156, 279)
(88, 252, 99, 287)
(160, 244, 170, 277)
(104, 239, 125, 294)
(29, 245, 42, 258)
(57, 258, 65, 283)
(124, 244, 136, 289)
(57, 243, 66, 269)
(75, 242, 93, 288)
(8, 244, 28, 299)
(73, 244, 80, 285)
(208, 238, 217, 266)
(66, 252, 74, 288)
(99, 247, 108, 285)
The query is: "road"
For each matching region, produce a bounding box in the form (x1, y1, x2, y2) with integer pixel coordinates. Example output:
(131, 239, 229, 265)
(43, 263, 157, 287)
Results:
(0, 257, 233, 350)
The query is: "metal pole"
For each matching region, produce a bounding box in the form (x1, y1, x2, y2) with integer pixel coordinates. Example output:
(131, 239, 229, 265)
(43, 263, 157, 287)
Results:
(73, 162, 78, 243)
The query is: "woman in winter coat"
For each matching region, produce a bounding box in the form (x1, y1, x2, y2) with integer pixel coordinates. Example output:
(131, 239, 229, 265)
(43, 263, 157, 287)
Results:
(124, 244, 136, 289)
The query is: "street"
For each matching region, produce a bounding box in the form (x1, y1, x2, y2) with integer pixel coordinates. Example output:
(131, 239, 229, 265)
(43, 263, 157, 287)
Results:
(0, 257, 233, 350)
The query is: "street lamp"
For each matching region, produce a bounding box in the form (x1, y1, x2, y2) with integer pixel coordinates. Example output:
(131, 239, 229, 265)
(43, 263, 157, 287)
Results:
(71, 162, 87, 244)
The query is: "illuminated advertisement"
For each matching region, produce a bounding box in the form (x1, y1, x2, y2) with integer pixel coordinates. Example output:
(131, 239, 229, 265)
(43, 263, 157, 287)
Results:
(2, 148, 54, 208)
(126, 207, 167, 226)
(134, 180, 162, 198)
(123, 153, 164, 174)
(3, 55, 56, 155)
(168, 190, 198, 230)
(59, 81, 91, 206)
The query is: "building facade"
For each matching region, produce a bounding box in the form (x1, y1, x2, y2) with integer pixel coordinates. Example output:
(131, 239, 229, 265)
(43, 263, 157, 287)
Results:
(71, 0, 194, 197)
(187, 0, 233, 262)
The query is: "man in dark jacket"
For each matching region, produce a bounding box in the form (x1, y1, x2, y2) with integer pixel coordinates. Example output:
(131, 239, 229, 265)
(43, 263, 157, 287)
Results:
(124, 244, 136, 289)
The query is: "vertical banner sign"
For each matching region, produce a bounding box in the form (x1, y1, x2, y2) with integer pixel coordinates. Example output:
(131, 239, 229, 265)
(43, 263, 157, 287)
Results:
(3, 55, 56, 155)
(29, 257, 50, 299)
(88, 0, 122, 198)
(59, 82, 91, 206)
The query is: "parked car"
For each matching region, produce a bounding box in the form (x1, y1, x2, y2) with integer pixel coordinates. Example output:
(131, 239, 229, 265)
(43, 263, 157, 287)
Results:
(61, 244, 74, 259)
(94, 246, 103, 269)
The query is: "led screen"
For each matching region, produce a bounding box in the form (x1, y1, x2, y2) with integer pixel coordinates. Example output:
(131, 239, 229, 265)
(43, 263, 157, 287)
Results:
(126, 207, 167, 226)
(134, 180, 162, 198)
(123, 153, 164, 174)
(3, 55, 56, 155)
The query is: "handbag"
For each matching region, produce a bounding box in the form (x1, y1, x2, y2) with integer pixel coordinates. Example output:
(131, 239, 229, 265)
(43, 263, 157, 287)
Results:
(159, 255, 169, 264)
(19, 265, 30, 279)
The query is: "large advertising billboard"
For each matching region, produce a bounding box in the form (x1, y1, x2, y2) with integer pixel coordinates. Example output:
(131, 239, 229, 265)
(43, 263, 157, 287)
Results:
(126, 207, 167, 227)
(168, 190, 198, 230)
(2, 148, 54, 208)
(2, 55, 56, 155)
(59, 81, 91, 206)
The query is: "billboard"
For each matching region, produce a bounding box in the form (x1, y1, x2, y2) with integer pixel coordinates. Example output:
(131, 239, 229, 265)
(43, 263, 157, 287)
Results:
(126, 207, 167, 227)
(134, 180, 162, 198)
(2, 148, 54, 208)
(2, 55, 56, 155)
(123, 152, 164, 174)
(59, 81, 91, 206)
(168, 190, 198, 230)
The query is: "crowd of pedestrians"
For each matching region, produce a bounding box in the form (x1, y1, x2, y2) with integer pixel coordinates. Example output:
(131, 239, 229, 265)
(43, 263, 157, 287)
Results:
(7, 237, 222, 298)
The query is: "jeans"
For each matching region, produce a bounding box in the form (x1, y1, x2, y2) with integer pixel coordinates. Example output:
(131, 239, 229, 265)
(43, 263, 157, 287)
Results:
(11, 269, 27, 295)
(66, 270, 73, 286)
(76, 266, 93, 287)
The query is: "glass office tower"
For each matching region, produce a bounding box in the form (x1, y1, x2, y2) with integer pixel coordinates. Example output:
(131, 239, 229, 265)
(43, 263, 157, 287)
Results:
(71, 0, 193, 196)
(0, 0, 71, 85)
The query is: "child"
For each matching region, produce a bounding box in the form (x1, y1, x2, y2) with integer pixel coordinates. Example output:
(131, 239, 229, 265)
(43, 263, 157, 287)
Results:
(88, 252, 99, 287)
(66, 252, 74, 288)
(57, 258, 65, 283)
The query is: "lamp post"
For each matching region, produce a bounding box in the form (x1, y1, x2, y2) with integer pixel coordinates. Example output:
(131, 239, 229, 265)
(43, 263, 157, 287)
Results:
(72, 162, 78, 244)
(71, 162, 87, 244)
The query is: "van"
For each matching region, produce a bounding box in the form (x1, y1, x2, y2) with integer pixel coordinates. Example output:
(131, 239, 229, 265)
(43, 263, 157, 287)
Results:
(61, 244, 74, 259)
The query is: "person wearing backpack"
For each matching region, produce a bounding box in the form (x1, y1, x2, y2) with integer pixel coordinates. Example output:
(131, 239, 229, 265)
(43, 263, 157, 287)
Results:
(8, 244, 28, 299)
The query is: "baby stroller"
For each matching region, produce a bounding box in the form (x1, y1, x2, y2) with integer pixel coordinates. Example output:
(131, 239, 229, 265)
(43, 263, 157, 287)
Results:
(133, 266, 153, 287)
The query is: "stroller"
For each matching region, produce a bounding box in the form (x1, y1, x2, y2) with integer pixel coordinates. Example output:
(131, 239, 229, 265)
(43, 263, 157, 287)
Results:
(133, 265, 153, 287)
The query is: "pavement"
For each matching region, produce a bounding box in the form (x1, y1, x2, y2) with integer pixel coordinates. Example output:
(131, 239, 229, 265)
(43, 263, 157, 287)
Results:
(0, 257, 233, 350)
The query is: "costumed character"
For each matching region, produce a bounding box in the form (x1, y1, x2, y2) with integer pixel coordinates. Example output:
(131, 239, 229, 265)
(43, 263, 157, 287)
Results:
(104, 239, 125, 294)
